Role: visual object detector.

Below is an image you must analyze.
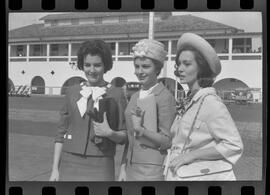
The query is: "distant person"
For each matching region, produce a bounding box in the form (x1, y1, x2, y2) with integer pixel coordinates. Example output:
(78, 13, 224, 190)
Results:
(111, 77, 128, 101)
(164, 33, 243, 180)
(118, 39, 176, 181)
(49, 40, 127, 181)
(111, 77, 126, 88)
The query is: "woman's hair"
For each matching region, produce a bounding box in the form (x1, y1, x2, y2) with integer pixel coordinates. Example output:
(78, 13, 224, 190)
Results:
(134, 56, 164, 76)
(77, 40, 113, 73)
(175, 45, 214, 88)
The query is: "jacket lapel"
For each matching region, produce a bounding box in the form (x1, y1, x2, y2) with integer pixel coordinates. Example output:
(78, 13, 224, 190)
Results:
(151, 82, 165, 97)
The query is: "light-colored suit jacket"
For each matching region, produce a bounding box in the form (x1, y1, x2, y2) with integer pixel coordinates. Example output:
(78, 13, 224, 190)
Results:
(171, 87, 243, 164)
(124, 82, 176, 165)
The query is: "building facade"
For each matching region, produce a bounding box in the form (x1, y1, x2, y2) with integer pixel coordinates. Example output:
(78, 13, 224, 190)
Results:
(8, 12, 262, 98)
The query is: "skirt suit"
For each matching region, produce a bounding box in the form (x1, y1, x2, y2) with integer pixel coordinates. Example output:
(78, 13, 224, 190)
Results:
(55, 82, 127, 181)
(124, 83, 176, 181)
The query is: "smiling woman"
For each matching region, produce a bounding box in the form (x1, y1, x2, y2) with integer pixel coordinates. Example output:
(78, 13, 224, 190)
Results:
(49, 39, 127, 181)
(119, 39, 176, 181)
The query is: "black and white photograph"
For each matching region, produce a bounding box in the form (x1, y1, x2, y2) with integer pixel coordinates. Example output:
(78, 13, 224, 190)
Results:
(8, 11, 262, 181)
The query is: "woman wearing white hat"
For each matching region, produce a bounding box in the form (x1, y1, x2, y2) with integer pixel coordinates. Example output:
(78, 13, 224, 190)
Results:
(164, 33, 243, 180)
(118, 39, 176, 181)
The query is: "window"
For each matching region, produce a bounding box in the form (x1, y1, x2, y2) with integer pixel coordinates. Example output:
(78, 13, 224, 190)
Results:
(233, 38, 252, 53)
(29, 44, 47, 56)
(206, 39, 216, 48)
(10, 45, 27, 57)
(206, 39, 229, 53)
(71, 43, 81, 56)
(71, 19, 79, 25)
(51, 20, 58, 27)
(109, 43, 116, 55)
(118, 42, 136, 55)
(119, 16, 128, 23)
(171, 40, 178, 55)
(95, 17, 103, 24)
(49, 44, 68, 56)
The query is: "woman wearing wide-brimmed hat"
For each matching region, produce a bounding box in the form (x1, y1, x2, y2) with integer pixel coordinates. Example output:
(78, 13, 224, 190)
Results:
(164, 33, 243, 180)
(118, 39, 176, 181)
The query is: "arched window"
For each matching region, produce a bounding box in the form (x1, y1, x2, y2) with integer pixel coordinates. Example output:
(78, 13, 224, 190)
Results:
(31, 76, 45, 94)
(213, 78, 249, 91)
(8, 78, 15, 92)
(61, 77, 86, 95)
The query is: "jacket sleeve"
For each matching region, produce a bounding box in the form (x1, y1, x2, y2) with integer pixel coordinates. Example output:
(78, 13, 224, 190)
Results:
(205, 95, 243, 164)
(157, 92, 177, 139)
(54, 89, 70, 143)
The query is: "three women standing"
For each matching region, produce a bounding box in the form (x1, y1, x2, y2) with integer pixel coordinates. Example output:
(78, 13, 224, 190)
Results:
(50, 34, 243, 181)
(49, 40, 127, 181)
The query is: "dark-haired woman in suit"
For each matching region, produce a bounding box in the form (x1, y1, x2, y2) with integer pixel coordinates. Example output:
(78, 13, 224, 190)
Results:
(49, 40, 127, 181)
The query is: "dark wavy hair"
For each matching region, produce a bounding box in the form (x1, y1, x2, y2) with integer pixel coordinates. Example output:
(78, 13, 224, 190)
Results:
(134, 56, 164, 76)
(77, 40, 113, 73)
(175, 45, 214, 88)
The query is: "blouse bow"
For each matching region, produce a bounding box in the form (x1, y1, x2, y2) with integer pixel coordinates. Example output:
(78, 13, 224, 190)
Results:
(76, 85, 106, 117)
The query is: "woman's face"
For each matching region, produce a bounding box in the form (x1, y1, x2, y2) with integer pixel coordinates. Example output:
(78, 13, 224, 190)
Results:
(134, 57, 158, 89)
(83, 54, 105, 86)
(176, 50, 199, 86)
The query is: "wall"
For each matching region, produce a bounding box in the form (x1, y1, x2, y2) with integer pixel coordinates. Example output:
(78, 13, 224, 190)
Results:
(9, 58, 263, 95)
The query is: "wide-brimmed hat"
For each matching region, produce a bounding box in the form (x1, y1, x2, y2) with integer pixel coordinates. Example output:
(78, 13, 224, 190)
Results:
(132, 39, 167, 63)
(177, 33, 221, 77)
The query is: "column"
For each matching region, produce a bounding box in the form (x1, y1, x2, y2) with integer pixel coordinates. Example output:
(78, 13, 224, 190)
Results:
(68, 43, 72, 61)
(26, 44, 29, 61)
(47, 43, 50, 62)
(228, 38, 233, 60)
(168, 40, 172, 62)
(115, 42, 119, 61)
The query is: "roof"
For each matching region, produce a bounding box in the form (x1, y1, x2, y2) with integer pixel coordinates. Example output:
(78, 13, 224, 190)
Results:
(9, 14, 241, 40)
(39, 12, 170, 21)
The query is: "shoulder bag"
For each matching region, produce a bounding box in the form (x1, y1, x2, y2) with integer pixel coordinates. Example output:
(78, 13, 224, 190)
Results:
(175, 94, 233, 180)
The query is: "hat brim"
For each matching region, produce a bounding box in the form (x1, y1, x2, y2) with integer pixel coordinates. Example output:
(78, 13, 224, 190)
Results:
(177, 33, 221, 76)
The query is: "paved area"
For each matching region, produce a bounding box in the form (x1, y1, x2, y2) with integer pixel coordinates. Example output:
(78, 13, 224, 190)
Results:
(8, 96, 263, 181)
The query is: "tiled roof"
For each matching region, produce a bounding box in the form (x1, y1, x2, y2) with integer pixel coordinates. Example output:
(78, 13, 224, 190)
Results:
(9, 14, 240, 40)
(39, 12, 170, 21)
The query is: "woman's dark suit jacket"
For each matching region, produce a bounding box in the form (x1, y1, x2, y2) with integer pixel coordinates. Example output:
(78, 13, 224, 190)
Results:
(55, 83, 127, 157)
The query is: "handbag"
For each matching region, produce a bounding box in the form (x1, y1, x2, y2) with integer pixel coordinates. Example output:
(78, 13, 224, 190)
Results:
(173, 94, 233, 179)
(176, 160, 232, 179)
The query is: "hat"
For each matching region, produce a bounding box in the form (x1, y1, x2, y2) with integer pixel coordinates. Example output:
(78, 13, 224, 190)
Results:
(177, 33, 221, 76)
(132, 39, 167, 63)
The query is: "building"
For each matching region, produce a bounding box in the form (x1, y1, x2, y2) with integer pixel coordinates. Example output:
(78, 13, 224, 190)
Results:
(8, 12, 262, 98)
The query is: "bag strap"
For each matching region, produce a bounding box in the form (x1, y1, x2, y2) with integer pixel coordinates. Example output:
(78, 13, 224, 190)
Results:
(181, 93, 216, 154)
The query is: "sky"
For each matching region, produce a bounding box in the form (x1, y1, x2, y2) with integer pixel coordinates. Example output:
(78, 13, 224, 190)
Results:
(8, 12, 262, 33)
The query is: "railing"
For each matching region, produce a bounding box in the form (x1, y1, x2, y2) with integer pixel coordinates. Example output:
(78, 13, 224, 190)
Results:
(8, 85, 262, 104)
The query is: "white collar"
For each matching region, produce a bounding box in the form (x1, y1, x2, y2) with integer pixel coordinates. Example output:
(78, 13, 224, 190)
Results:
(139, 83, 158, 99)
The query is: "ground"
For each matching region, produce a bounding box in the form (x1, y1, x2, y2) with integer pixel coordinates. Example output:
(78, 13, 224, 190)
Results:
(8, 96, 263, 181)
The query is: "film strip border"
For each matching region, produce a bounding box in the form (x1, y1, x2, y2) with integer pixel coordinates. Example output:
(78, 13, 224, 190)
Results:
(8, 0, 259, 11)
(8, 183, 263, 195)
(5, 0, 267, 195)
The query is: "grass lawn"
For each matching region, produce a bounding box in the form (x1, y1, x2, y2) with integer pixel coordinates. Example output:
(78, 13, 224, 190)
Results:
(8, 96, 263, 181)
